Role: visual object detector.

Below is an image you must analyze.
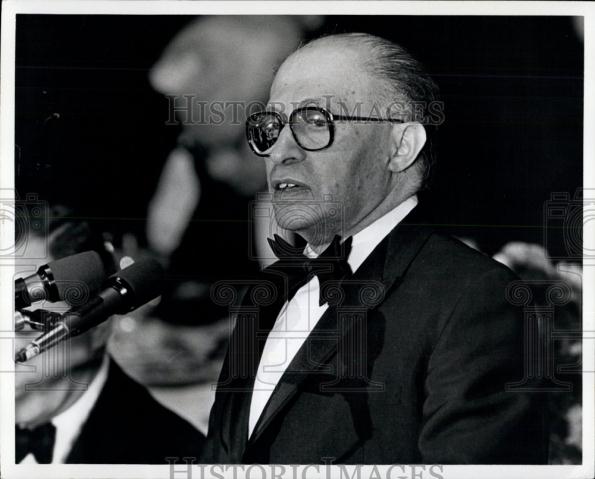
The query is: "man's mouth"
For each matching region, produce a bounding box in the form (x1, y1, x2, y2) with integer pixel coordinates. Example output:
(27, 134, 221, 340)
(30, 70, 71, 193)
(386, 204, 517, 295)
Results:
(272, 179, 309, 191)
(277, 182, 300, 190)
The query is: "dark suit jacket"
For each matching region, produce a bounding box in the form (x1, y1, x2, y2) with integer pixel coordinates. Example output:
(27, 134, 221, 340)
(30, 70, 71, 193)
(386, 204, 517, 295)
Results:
(65, 357, 205, 463)
(202, 214, 547, 464)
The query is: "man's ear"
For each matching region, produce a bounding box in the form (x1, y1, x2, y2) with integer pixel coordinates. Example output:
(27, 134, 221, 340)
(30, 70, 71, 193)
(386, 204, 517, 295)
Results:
(388, 122, 427, 173)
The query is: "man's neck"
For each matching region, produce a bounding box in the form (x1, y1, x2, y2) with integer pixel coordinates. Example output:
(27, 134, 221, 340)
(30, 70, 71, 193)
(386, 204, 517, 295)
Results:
(304, 190, 416, 255)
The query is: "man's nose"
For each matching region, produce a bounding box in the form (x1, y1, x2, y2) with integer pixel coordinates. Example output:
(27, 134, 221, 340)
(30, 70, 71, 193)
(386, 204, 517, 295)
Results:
(266, 124, 306, 165)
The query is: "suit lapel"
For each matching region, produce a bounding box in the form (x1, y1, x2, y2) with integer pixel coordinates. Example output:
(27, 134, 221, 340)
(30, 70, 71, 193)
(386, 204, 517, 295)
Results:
(247, 218, 434, 447)
(222, 269, 292, 461)
(66, 359, 129, 463)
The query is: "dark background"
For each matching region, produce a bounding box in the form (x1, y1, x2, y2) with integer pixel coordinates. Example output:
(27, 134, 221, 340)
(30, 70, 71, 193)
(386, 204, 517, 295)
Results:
(15, 15, 583, 256)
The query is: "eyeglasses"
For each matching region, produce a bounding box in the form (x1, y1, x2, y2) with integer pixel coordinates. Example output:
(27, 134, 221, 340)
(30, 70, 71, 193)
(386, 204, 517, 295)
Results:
(246, 106, 404, 157)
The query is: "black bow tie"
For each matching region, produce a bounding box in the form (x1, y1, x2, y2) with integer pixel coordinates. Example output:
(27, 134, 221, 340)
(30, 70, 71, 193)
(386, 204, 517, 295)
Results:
(16, 422, 56, 463)
(267, 234, 353, 306)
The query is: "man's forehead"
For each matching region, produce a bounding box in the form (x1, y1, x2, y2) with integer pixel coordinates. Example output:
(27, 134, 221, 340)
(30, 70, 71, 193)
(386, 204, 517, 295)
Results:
(267, 43, 377, 113)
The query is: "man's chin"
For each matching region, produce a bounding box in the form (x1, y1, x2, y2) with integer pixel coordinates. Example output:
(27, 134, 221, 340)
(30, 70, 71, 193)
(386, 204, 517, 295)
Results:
(273, 203, 326, 231)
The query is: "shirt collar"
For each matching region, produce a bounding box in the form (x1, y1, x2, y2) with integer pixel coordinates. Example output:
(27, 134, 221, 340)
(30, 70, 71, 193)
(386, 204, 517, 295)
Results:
(304, 195, 418, 273)
(50, 355, 109, 463)
(348, 195, 418, 273)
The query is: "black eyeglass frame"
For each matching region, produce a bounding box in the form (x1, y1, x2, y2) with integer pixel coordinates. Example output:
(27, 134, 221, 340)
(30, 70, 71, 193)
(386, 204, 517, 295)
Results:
(246, 106, 404, 157)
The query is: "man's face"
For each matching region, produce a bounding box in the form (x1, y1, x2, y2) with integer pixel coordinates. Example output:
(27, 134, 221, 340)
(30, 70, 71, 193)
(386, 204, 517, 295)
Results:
(264, 43, 393, 242)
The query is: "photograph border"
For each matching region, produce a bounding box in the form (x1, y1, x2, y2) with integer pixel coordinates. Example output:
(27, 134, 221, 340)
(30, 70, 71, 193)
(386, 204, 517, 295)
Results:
(1, 1, 593, 479)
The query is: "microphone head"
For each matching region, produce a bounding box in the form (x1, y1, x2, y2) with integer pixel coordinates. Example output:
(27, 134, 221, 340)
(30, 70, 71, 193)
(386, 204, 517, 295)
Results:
(49, 251, 107, 306)
(111, 258, 164, 309)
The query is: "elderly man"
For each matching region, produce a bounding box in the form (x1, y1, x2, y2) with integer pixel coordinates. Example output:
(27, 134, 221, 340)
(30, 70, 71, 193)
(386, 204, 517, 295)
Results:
(203, 33, 546, 464)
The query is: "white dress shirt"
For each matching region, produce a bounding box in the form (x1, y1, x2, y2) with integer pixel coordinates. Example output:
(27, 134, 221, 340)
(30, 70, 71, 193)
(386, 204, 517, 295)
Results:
(248, 195, 418, 436)
(20, 355, 109, 464)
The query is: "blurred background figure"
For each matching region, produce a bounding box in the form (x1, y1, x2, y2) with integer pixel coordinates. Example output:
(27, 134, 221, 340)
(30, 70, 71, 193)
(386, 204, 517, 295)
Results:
(108, 15, 321, 432)
(14, 206, 205, 463)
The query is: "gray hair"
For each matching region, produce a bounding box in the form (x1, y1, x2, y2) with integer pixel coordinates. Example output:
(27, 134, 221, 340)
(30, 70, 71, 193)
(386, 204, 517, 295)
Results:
(301, 32, 440, 189)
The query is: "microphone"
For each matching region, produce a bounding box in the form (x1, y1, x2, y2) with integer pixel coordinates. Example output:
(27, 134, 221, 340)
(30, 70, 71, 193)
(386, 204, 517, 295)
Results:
(15, 251, 106, 310)
(15, 258, 164, 363)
